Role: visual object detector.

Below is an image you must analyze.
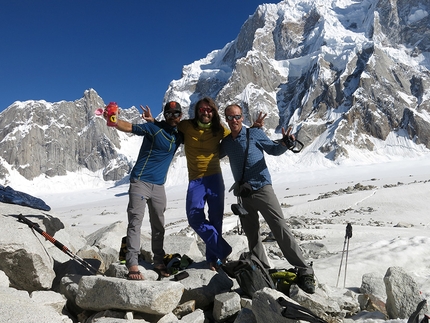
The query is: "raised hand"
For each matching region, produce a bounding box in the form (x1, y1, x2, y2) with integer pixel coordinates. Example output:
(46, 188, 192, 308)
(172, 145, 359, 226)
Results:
(253, 111, 267, 128)
(282, 126, 295, 141)
(140, 105, 154, 122)
(281, 126, 296, 149)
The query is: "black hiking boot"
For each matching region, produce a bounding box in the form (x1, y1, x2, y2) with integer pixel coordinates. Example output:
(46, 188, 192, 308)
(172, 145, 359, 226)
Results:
(297, 274, 316, 294)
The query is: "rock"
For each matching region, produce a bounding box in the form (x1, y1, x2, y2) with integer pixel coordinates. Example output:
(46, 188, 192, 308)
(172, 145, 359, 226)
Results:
(179, 308, 205, 323)
(141, 235, 204, 264)
(213, 291, 241, 322)
(172, 300, 195, 319)
(83, 221, 128, 272)
(252, 288, 297, 323)
(224, 235, 249, 261)
(0, 211, 56, 291)
(83, 309, 151, 322)
(394, 222, 413, 228)
(357, 294, 387, 318)
(0, 286, 72, 323)
(384, 266, 425, 319)
(176, 268, 234, 309)
(75, 276, 184, 315)
(0, 270, 10, 287)
(360, 272, 387, 301)
(30, 290, 67, 313)
(0, 203, 425, 323)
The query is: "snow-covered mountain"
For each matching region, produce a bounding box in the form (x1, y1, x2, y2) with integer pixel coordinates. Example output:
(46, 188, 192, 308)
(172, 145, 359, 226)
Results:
(164, 0, 430, 157)
(0, 0, 429, 187)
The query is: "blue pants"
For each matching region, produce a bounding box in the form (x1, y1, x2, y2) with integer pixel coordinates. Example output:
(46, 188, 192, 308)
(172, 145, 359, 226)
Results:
(186, 173, 232, 263)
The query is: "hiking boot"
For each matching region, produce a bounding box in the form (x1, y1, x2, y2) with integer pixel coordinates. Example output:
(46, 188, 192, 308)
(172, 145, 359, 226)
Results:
(297, 274, 315, 294)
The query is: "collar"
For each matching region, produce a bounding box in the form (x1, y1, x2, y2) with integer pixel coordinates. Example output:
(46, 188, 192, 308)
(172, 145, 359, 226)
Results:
(197, 120, 211, 129)
(159, 120, 178, 133)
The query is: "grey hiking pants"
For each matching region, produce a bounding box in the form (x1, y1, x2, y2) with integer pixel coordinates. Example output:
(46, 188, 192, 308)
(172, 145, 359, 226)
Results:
(126, 178, 166, 269)
(241, 185, 313, 276)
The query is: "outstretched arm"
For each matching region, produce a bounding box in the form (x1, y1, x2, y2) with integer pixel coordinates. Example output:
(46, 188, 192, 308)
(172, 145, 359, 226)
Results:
(105, 104, 154, 132)
(115, 120, 133, 132)
(103, 111, 132, 132)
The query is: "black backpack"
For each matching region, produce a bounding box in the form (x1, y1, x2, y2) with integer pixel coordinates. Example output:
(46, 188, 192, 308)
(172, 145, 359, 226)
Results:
(277, 297, 328, 323)
(221, 252, 275, 298)
(408, 300, 428, 323)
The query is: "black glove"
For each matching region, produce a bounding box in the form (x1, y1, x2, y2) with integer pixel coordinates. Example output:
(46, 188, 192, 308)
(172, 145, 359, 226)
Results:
(282, 137, 304, 153)
(282, 136, 296, 150)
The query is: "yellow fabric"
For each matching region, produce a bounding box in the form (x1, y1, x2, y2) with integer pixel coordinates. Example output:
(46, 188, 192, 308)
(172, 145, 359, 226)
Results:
(178, 120, 230, 180)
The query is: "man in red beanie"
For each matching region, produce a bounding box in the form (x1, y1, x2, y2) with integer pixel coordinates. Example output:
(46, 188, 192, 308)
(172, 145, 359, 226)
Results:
(105, 101, 182, 280)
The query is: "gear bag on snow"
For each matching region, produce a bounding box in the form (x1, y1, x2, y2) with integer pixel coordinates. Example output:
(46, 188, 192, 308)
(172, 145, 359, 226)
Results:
(277, 297, 328, 323)
(221, 252, 275, 298)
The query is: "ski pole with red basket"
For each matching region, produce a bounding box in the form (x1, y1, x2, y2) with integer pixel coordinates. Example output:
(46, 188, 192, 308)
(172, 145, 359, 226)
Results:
(18, 214, 102, 275)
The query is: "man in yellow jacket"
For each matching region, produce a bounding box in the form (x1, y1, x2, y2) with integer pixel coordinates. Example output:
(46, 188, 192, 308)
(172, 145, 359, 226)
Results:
(178, 97, 232, 270)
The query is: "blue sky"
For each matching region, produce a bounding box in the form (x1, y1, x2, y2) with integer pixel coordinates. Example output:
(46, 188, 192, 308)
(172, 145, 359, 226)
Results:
(0, 1, 268, 114)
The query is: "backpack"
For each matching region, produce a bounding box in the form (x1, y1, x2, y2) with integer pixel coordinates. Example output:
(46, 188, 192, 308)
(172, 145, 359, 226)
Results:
(408, 300, 428, 323)
(163, 253, 194, 275)
(221, 252, 275, 298)
(270, 268, 298, 297)
(277, 297, 328, 323)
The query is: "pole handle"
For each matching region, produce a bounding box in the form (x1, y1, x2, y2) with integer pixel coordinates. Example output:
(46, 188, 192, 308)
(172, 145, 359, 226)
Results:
(345, 223, 352, 239)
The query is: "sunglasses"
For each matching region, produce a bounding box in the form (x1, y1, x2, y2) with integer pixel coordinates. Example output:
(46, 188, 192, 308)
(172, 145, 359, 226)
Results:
(165, 112, 181, 118)
(199, 107, 213, 113)
(226, 115, 242, 121)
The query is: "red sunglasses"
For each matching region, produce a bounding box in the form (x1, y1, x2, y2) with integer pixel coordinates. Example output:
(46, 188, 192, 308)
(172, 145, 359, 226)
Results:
(199, 107, 213, 113)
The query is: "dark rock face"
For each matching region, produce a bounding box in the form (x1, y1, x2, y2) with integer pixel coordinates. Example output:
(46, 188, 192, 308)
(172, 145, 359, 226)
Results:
(0, 89, 140, 181)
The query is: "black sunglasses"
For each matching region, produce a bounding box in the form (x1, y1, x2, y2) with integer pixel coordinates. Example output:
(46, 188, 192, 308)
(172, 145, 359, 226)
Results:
(226, 115, 242, 121)
(165, 112, 181, 118)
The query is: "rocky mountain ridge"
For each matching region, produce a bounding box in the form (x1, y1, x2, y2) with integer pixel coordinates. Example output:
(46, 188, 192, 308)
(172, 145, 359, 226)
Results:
(165, 0, 430, 158)
(0, 0, 429, 184)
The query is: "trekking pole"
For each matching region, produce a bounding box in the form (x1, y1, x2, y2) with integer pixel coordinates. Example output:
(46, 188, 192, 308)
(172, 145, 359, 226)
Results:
(18, 214, 102, 275)
(336, 223, 352, 288)
(343, 223, 353, 288)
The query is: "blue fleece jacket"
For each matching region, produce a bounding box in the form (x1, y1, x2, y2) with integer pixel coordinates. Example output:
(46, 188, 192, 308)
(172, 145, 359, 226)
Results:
(220, 127, 287, 191)
(130, 121, 182, 185)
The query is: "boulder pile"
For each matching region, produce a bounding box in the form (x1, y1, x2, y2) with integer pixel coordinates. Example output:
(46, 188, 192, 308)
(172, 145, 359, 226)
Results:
(0, 203, 426, 323)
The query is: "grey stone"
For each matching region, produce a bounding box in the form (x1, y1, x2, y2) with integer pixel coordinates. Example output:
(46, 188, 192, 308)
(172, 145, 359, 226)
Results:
(384, 266, 425, 319)
(0, 211, 56, 291)
(360, 272, 387, 301)
(0, 270, 9, 288)
(177, 268, 234, 309)
(179, 308, 205, 323)
(0, 286, 72, 323)
(76, 276, 184, 315)
(213, 291, 241, 321)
